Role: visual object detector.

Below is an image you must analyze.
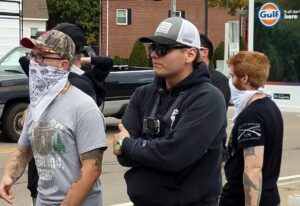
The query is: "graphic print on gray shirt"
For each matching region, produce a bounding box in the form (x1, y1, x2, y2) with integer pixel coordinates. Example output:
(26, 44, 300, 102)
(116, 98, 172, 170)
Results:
(19, 87, 107, 206)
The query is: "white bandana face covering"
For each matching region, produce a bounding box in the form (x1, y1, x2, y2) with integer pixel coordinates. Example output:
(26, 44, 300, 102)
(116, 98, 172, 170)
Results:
(229, 77, 259, 126)
(29, 60, 69, 121)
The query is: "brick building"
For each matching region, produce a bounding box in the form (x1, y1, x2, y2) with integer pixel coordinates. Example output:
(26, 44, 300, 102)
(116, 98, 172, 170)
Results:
(99, 0, 239, 58)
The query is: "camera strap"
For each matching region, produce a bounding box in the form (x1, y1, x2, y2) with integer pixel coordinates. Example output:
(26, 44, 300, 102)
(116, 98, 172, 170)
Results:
(163, 91, 185, 122)
(150, 92, 161, 118)
(149, 90, 186, 120)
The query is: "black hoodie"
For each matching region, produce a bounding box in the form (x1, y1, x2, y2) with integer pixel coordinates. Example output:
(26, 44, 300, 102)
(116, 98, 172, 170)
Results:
(119, 62, 227, 206)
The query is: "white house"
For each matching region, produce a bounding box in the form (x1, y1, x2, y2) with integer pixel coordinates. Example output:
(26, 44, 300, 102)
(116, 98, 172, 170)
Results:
(0, 0, 48, 58)
(23, 0, 48, 38)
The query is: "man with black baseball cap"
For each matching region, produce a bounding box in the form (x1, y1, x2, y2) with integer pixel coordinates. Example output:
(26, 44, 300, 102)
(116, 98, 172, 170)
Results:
(113, 17, 227, 205)
(199, 34, 231, 162)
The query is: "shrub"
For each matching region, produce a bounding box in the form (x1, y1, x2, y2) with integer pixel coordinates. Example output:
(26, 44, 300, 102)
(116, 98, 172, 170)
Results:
(212, 41, 225, 67)
(113, 56, 128, 65)
(128, 39, 149, 67)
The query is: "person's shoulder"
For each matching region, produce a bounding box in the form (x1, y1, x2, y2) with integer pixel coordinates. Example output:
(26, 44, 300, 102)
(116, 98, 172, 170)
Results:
(135, 83, 156, 95)
(69, 73, 96, 97)
(69, 73, 93, 86)
(67, 86, 97, 107)
(250, 97, 281, 114)
(210, 69, 228, 81)
(239, 97, 274, 119)
(188, 81, 226, 109)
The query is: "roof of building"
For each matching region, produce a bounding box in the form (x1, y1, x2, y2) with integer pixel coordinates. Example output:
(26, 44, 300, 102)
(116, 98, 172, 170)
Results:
(23, 0, 48, 19)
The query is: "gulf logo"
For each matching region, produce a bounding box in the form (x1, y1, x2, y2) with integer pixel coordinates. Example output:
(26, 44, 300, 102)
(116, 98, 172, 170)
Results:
(258, 2, 281, 27)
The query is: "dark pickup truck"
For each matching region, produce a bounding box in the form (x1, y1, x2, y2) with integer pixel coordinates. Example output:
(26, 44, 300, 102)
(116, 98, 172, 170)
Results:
(0, 46, 154, 142)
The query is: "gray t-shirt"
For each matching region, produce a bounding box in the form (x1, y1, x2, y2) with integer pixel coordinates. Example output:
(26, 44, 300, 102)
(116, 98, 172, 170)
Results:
(19, 86, 107, 206)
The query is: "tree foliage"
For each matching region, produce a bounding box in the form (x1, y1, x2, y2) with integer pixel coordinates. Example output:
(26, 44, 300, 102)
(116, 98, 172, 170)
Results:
(128, 40, 149, 67)
(46, 0, 101, 44)
(208, 0, 248, 15)
(254, 0, 300, 82)
(208, 0, 265, 15)
(113, 56, 129, 65)
(212, 41, 225, 68)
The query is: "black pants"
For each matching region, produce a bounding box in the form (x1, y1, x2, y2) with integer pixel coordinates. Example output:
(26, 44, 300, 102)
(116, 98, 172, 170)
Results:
(27, 158, 38, 198)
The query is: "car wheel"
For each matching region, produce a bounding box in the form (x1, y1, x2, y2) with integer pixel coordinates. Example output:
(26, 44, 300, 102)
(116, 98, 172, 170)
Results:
(1, 103, 28, 142)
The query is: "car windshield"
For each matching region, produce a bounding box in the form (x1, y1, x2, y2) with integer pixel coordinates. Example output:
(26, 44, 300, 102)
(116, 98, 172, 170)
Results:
(0, 47, 31, 74)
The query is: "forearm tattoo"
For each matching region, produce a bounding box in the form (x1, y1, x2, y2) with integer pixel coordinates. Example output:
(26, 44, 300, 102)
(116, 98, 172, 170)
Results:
(80, 149, 104, 172)
(243, 172, 262, 206)
(6, 152, 27, 183)
(73, 170, 83, 184)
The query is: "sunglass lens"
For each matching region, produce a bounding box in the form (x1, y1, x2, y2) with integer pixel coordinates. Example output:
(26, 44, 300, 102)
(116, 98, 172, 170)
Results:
(149, 44, 170, 57)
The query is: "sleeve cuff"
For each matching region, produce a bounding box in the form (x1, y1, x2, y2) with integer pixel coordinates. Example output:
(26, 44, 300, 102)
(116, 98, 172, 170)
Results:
(122, 137, 135, 157)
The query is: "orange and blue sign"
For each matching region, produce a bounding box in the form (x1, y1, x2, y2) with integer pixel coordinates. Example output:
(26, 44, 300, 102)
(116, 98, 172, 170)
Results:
(258, 2, 281, 27)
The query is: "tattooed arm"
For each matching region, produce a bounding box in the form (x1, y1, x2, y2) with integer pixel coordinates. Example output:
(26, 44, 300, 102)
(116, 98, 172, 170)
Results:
(0, 145, 33, 204)
(243, 146, 264, 206)
(61, 148, 104, 206)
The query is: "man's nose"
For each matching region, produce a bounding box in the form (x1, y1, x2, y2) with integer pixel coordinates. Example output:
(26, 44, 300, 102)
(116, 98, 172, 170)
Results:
(150, 50, 159, 59)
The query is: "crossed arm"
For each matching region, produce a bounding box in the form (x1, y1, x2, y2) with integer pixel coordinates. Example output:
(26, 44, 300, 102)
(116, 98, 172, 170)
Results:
(61, 148, 104, 206)
(0, 145, 33, 204)
(243, 146, 264, 206)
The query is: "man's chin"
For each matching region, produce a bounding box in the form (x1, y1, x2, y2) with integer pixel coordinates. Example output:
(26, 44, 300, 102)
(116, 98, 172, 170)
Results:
(154, 70, 169, 78)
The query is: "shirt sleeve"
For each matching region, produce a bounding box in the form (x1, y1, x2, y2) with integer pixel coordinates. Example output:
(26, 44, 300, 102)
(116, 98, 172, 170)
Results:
(75, 108, 107, 154)
(18, 109, 31, 147)
(235, 111, 265, 149)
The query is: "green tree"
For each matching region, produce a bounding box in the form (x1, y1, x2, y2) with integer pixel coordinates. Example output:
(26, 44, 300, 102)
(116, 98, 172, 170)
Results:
(113, 56, 129, 65)
(128, 40, 149, 67)
(212, 41, 225, 68)
(46, 0, 101, 44)
(254, 0, 300, 82)
(208, 0, 265, 15)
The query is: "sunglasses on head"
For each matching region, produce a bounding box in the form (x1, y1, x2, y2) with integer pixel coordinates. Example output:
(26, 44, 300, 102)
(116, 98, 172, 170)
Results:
(148, 44, 191, 57)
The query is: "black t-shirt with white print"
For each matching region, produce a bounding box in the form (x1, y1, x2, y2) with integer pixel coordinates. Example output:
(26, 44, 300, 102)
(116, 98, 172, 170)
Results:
(220, 97, 283, 206)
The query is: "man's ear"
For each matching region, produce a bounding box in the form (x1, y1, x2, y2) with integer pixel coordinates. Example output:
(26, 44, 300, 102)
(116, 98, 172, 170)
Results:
(185, 48, 197, 64)
(60, 60, 70, 70)
(242, 74, 249, 85)
(203, 49, 209, 58)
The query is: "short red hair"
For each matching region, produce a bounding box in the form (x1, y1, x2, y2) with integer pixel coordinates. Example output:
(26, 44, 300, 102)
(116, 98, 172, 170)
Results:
(227, 51, 270, 88)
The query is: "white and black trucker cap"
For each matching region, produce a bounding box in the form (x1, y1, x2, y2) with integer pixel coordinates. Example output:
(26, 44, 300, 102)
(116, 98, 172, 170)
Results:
(140, 17, 201, 49)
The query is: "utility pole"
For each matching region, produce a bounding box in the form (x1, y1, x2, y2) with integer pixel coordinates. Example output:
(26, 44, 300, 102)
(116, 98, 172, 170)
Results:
(204, 0, 208, 36)
(248, 0, 254, 51)
(170, 0, 177, 17)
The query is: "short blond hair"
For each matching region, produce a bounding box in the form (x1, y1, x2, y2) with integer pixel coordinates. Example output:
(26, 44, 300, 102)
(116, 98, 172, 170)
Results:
(227, 51, 270, 88)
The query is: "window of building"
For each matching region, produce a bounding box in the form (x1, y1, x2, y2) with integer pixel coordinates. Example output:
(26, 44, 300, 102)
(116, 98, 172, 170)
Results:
(168, 10, 185, 18)
(30, 27, 38, 38)
(116, 9, 131, 25)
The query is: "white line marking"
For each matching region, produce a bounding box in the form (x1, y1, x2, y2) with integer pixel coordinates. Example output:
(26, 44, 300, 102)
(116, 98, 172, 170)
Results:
(110, 203, 133, 206)
(278, 179, 300, 186)
(279, 175, 300, 181)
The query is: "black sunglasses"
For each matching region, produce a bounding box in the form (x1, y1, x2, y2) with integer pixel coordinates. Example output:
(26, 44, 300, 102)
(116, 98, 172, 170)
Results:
(26, 52, 62, 63)
(148, 44, 191, 57)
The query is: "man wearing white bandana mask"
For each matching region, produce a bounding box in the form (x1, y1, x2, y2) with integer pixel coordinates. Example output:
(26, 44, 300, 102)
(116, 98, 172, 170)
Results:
(0, 30, 107, 206)
(229, 77, 263, 126)
(220, 51, 283, 206)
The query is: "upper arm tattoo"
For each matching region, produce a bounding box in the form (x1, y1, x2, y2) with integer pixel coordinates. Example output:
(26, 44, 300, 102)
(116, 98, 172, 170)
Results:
(80, 149, 104, 172)
(244, 147, 256, 157)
